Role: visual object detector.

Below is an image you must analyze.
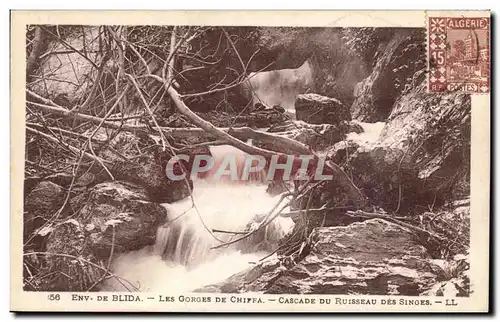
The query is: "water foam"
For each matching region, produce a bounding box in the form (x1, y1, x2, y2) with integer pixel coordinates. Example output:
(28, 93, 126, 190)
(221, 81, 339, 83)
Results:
(100, 145, 295, 292)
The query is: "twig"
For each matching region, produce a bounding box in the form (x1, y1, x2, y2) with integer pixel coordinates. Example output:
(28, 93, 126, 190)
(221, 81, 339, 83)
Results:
(178, 62, 275, 98)
(211, 192, 293, 250)
(26, 122, 105, 143)
(26, 89, 65, 108)
(26, 26, 45, 82)
(23, 251, 138, 292)
(72, 51, 111, 113)
(40, 26, 99, 69)
(127, 42, 151, 75)
(163, 26, 177, 83)
(346, 210, 446, 241)
(222, 29, 246, 78)
(107, 225, 116, 271)
(212, 229, 248, 235)
(26, 127, 110, 166)
(126, 73, 167, 151)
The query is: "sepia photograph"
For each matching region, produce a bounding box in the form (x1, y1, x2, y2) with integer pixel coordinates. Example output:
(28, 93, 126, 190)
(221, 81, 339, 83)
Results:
(10, 10, 491, 313)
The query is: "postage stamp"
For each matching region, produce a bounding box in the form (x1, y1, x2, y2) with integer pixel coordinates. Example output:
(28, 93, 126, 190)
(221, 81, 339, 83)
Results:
(9, 10, 491, 314)
(428, 15, 490, 93)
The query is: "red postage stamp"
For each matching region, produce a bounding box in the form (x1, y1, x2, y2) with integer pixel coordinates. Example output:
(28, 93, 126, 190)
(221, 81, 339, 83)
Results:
(427, 16, 490, 94)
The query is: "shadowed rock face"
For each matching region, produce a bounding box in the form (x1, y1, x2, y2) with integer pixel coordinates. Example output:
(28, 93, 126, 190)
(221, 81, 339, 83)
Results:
(350, 29, 427, 122)
(325, 80, 471, 213)
(196, 219, 446, 295)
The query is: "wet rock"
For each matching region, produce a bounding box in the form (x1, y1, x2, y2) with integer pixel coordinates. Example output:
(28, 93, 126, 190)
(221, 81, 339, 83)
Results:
(40, 218, 102, 291)
(295, 93, 350, 125)
(341, 144, 419, 212)
(267, 219, 436, 294)
(24, 173, 75, 197)
(327, 140, 361, 167)
(200, 219, 447, 295)
(380, 82, 471, 201)
(196, 257, 285, 294)
(38, 181, 169, 291)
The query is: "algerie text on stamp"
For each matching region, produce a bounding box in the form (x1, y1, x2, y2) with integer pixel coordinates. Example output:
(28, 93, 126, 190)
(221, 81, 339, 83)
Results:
(428, 16, 490, 94)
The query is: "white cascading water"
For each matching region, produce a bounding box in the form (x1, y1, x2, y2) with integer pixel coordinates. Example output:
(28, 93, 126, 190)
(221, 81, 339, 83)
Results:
(100, 144, 295, 293)
(346, 121, 386, 143)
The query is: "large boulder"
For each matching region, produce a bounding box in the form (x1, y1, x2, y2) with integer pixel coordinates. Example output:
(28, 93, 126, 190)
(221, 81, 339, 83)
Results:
(295, 93, 350, 125)
(70, 181, 169, 258)
(197, 219, 454, 295)
(32, 181, 169, 291)
(28, 26, 119, 111)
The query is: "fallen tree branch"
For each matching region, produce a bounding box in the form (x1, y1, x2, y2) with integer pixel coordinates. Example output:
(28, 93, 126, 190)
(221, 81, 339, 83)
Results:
(25, 97, 311, 155)
(27, 86, 367, 208)
(26, 94, 147, 134)
(27, 89, 65, 108)
(167, 85, 280, 159)
(212, 229, 248, 235)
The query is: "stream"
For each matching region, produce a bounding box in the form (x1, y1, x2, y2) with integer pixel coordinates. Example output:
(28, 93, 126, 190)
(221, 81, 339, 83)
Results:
(100, 121, 385, 292)
(100, 144, 295, 292)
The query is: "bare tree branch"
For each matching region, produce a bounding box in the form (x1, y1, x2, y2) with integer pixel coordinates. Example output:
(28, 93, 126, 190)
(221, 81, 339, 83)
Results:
(27, 26, 46, 82)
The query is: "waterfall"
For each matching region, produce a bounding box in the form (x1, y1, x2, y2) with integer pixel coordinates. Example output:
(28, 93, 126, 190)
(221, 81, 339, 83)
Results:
(100, 144, 295, 292)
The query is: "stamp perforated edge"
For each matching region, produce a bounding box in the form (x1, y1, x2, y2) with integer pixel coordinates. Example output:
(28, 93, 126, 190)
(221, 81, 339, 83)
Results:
(425, 11, 491, 95)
